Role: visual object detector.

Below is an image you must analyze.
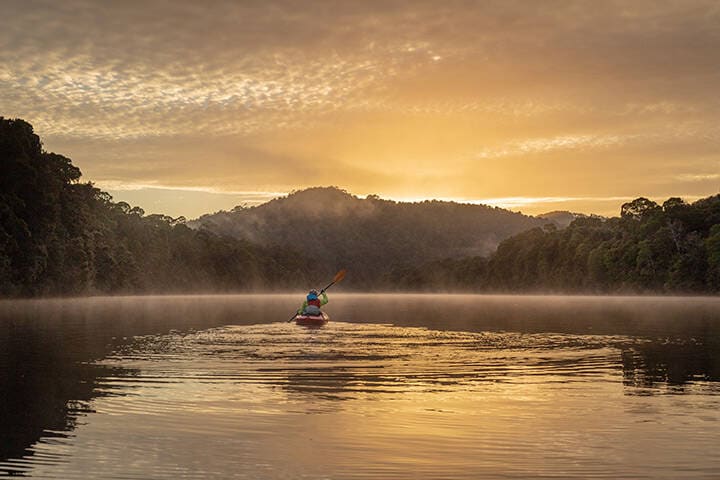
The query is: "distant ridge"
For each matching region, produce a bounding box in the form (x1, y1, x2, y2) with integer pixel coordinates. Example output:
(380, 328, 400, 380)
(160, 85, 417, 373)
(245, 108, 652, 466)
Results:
(190, 187, 550, 286)
(537, 211, 587, 229)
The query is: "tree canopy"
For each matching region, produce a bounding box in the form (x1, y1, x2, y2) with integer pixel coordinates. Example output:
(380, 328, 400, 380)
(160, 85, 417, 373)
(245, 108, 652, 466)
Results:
(0, 117, 311, 296)
(389, 196, 720, 293)
(2, 117, 719, 296)
(192, 186, 548, 286)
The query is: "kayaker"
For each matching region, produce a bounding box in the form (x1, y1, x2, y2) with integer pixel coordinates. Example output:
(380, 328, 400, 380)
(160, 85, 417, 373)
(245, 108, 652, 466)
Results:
(297, 289, 328, 316)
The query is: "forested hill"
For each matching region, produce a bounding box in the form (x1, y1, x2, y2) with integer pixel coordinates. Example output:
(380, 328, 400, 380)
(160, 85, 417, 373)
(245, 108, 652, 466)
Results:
(3, 116, 719, 296)
(0, 118, 311, 296)
(190, 187, 549, 285)
(388, 196, 720, 293)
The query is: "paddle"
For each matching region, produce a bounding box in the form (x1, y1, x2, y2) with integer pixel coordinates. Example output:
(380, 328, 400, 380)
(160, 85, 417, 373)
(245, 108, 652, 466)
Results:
(288, 269, 347, 322)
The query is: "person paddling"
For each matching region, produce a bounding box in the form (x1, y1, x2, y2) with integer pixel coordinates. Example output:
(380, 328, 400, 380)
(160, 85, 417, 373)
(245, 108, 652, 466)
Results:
(297, 289, 328, 316)
(288, 270, 346, 323)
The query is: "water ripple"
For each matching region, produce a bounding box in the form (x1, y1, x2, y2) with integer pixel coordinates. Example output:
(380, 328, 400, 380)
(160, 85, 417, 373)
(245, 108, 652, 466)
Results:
(98, 322, 631, 403)
(3, 295, 720, 479)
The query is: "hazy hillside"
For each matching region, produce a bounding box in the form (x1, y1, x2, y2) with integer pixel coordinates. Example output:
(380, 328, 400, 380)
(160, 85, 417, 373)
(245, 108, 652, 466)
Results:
(389, 196, 720, 293)
(190, 187, 549, 286)
(537, 211, 588, 229)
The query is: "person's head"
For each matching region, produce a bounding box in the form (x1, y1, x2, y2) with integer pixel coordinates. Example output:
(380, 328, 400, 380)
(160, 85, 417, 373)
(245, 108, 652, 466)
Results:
(307, 289, 319, 300)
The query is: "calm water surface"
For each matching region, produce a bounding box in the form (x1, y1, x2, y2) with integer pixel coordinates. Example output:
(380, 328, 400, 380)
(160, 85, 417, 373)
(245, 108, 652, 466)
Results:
(1, 294, 719, 478)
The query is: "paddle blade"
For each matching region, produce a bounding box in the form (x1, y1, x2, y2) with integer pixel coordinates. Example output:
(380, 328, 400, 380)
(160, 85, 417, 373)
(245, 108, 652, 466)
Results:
(333, 269, 347, 283)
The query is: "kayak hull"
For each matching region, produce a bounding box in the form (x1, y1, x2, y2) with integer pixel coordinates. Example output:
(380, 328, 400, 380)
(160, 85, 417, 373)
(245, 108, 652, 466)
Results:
(295, 312, 329, 326)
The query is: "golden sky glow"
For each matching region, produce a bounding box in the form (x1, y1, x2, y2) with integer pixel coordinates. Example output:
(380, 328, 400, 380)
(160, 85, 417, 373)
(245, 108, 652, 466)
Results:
(2, 0, 719, 217)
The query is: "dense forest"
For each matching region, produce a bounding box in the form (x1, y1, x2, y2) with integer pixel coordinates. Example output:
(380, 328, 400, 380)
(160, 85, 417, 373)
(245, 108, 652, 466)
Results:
(389, 196, 720, 293)
(2, 117, 719, 296)
(0, 118, 311, 296)
(191, 186, 548, 285)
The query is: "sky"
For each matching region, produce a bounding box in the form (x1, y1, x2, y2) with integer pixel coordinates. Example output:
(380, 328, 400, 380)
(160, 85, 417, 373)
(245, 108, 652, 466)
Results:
(2, 0, 719, 218)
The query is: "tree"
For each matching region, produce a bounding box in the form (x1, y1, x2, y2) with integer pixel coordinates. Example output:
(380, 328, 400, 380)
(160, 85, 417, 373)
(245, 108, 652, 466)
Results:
(706, 225, 720, 289)
(621, 197, 661, 220)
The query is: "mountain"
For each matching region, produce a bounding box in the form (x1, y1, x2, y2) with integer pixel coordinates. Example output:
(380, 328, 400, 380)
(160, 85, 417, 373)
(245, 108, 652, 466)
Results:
(190, 187, 549, 286)
(537, 211, 582, 229)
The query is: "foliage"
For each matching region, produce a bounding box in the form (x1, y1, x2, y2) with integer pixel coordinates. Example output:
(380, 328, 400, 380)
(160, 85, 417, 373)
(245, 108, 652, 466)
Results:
(391, 197, 720, 293)
(3, 117, 719, 296)
(192, 186, 547, 287)
(0, 118, 311, 296)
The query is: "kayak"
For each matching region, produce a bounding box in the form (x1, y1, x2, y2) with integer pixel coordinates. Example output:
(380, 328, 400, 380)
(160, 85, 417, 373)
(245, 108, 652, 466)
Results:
(295, 312, 329, 326)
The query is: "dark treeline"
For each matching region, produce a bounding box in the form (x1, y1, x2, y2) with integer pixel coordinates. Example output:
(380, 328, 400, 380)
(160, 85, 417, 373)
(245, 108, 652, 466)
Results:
(389, 196, 720, 293)
(0, 118, 310, 296)
(2, 117, 720, 296)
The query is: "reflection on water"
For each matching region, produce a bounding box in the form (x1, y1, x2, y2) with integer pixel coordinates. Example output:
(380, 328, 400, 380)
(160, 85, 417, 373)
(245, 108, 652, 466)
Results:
(623, 339, 720, 392)
(1, 294, 719, 478)
(106, 324, 627, 399)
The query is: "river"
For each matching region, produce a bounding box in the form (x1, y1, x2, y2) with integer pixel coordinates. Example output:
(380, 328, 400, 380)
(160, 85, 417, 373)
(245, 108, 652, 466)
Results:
(1, 294, 719, 478)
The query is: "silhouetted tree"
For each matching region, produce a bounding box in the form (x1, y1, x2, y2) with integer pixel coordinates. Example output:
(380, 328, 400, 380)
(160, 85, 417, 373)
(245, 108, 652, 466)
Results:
(0, 117, 313, 296)
(2, 117, 720, 296)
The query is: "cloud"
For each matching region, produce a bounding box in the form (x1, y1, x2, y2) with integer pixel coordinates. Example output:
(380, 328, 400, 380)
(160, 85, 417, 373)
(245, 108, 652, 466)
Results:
(677, 173, 720, 182)
(1, 0, 719, 216)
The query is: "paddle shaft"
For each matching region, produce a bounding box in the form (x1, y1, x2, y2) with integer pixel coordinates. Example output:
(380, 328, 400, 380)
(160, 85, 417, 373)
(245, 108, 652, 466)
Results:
(320, 281, 336, 294)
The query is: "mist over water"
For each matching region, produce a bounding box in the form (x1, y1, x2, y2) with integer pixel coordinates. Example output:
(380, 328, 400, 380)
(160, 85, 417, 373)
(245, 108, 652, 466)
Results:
(1, 294, 719, 478)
